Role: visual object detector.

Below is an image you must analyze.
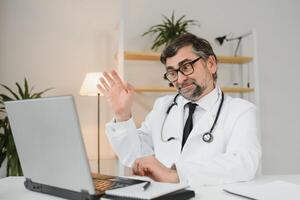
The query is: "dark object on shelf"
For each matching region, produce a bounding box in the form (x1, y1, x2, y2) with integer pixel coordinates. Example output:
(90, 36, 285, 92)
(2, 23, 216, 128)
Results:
(215, 31, 252, 56)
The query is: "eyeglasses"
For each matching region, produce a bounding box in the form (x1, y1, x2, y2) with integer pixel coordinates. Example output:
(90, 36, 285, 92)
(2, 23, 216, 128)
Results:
(163, 57, 202, 82)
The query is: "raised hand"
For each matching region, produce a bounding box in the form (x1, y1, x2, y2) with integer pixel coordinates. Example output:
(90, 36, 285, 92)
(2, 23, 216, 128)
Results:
(97, 70, 134, 122)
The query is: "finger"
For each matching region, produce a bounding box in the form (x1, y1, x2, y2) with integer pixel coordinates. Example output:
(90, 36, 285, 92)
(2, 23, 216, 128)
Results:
(111, 70, 125, 88)
(144, 167, 150, 176)
(138, 162, 145, 176)
(97, 84, 107, 95)
(126, 83, 135, 93)
(132, 161, 139, 175)
(99, 77, 110, 91)
(140, 165, 158, 181)
(140, 165, 155, 180)
(133, 160, 146, 176)
(103, 72, 115, 87)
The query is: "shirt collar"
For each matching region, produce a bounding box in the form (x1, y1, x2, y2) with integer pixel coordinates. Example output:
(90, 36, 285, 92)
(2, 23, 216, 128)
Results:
(181, 86, 220, 111)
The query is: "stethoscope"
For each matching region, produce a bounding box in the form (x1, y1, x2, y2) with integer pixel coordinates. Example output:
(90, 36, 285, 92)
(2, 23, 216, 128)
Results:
(161, 90, 224, 143)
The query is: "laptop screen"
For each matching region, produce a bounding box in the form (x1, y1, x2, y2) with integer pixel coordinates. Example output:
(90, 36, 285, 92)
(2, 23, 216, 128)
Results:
(5, 96, 95, 194)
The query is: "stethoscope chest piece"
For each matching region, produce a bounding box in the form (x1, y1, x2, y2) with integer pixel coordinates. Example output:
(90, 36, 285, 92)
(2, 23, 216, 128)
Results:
(202, 132, 213, 143)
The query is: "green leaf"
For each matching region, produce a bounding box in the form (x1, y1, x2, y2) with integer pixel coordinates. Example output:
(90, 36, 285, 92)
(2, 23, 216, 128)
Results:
(24, 78, 30, 99)
(0, 152, 7, 168)
(30, 87, 53, 98)
(29, 86, 35, 94)
(0, 84, 20, 100)
(15, 82, 25, 99)
(0, 94, 14, 102)
(0, 128, 8, 168)
(142, 11, 200, 51)
(176, 15, 186, 24)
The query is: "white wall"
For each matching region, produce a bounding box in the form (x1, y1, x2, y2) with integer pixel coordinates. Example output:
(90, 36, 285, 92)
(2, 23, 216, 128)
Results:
(0, 0, 121, 174)
(122, 0, 300, 174)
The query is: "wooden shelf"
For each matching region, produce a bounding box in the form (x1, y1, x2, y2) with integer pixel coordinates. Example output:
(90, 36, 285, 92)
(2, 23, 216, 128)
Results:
(125, 51, 160, 61)
(125, 51, 254, 94)
(124, 51, 253, 64)
(217, 56, 253, 64)
(134, 87, 254, 93)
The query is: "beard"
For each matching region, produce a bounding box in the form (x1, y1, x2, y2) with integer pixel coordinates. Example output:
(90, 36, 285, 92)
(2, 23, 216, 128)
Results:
(176, 79, 206, 101)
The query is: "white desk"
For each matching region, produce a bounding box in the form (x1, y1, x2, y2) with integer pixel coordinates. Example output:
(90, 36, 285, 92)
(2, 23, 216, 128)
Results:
(0, 175, 300, 200)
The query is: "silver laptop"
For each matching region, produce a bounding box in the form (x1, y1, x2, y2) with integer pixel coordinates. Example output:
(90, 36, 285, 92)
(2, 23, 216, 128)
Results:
(5, 96, 144, 200)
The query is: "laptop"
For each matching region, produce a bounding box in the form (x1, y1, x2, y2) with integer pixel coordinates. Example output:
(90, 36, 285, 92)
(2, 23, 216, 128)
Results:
(4, 96, 145, 200)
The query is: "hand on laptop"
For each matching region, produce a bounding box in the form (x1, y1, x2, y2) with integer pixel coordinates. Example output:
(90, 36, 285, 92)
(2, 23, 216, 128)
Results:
(132, 155, 179, 183)
(97, 70, 134, 122)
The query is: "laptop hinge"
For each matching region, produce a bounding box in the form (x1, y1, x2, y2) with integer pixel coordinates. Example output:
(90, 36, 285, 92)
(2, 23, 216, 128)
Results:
(24, 178, 99, 200)
(80, 189, 93, 200)
(24, 178, 42, 192)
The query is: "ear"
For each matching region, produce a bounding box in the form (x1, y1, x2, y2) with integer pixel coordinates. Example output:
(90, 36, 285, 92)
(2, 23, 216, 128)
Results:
(206, 55, 217, 75)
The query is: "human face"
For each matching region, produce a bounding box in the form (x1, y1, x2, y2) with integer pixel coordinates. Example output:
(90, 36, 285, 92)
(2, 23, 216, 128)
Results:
(165, 45, 216, 101)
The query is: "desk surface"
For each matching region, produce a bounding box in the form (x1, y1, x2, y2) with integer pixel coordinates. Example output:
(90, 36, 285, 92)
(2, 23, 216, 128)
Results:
(1, 175, 300, 200)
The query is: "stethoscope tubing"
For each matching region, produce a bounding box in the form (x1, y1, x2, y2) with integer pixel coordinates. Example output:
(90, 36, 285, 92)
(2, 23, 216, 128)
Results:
(160, 90, 224, 143)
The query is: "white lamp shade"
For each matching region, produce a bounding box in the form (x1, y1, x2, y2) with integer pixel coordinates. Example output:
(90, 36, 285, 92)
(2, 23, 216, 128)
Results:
(79, 72, 103, 96)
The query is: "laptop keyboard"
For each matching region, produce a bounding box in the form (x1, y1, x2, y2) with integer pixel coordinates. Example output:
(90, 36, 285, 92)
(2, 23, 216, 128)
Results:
(93, 179, 130, 192)
(92, 173, 146, 194)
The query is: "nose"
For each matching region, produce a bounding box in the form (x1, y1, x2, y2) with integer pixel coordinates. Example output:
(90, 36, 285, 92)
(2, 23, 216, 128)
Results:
(177, 71, 188, 84)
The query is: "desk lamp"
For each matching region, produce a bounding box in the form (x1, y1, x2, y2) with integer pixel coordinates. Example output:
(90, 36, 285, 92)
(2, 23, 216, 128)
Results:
(215, 31, 252, 56)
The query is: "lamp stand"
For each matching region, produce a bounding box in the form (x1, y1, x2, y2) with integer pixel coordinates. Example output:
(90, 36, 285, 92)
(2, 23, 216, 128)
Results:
(97, 93, 100, 174)
(234, 37, 242, 56)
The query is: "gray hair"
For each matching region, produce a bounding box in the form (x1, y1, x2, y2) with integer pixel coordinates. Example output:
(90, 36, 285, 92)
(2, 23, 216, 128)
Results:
(160, 33, 218, 81)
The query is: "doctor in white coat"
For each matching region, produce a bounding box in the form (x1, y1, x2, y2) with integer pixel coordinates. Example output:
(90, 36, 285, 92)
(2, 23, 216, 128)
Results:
(98, 33, 261, 187)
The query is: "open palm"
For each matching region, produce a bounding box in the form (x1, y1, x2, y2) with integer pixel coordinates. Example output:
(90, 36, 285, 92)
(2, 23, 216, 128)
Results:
(97, 70, 134, 121)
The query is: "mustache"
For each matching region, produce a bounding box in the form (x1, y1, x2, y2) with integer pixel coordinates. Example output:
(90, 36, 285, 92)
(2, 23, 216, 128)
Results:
(176, 79, 196, 89)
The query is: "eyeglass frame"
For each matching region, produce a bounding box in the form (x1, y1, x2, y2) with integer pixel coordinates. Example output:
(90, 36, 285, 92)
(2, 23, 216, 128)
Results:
(163, 56, 202, 82)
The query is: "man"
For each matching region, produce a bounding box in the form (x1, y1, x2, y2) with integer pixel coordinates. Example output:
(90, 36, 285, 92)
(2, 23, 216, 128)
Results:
(97, 33, 261, 187)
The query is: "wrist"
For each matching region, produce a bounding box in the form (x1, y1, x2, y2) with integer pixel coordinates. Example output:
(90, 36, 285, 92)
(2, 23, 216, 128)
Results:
(115, 113, 131, 122)
(168, 168, 179, 183)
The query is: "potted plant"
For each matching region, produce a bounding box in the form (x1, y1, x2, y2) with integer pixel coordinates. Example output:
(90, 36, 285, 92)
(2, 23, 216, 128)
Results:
(142, 11, 200, 51)
(0, 78, 52, 176)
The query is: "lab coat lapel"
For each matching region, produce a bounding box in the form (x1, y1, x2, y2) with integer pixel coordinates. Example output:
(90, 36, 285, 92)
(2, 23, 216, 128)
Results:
(161, 98, 184, 141)
(189, 111, 215, 138)
(179, 109, 215, 154)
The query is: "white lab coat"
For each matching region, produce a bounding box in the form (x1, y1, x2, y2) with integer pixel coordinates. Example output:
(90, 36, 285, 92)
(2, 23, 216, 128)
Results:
(106, 87, 261, 187)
